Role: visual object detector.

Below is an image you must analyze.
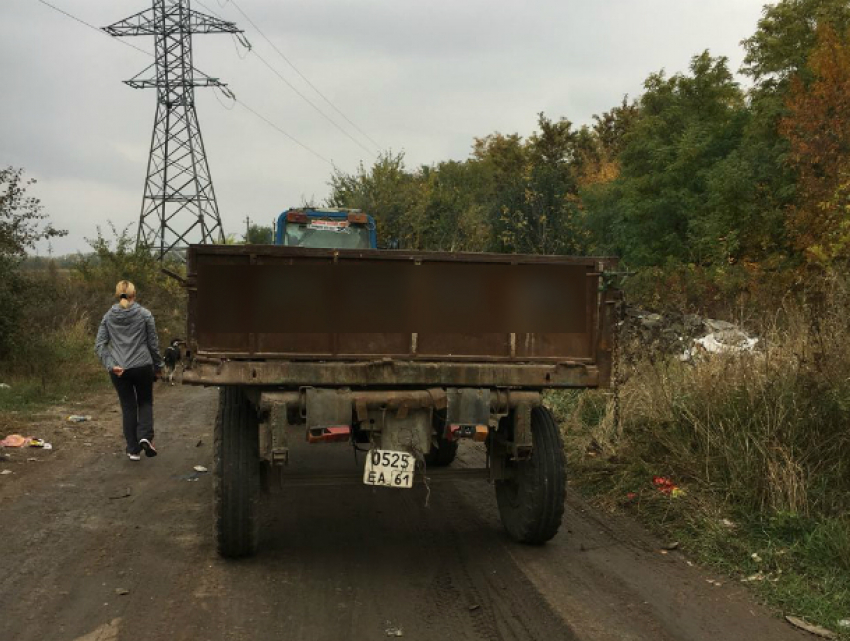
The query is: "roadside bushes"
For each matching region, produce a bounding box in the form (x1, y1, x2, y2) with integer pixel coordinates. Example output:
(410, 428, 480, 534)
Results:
(560, 271, 850, 517)
(552, 271, 850, 631)
(0, 225, 186, 410)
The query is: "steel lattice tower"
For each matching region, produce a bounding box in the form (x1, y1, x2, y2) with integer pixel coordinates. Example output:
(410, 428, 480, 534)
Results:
(105, 1, 241, 259)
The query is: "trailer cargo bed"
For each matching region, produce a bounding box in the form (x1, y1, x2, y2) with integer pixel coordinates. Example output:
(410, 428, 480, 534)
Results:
(183, 245, 617, 389)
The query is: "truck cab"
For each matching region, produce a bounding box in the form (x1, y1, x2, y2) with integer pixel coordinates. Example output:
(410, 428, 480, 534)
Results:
(275, 208, 377, 250)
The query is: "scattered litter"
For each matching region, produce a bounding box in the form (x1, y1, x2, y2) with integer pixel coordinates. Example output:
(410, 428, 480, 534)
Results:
(28, 439, 52, 450)
(179, 473, 200, 482)
(27, 457, 38, 462)
(837, 619, 850, 629)
(664, 541, 680, 550)
(751, 552, 763, 563)
(0, 434, 28, 448)
(720, 518, 737, 529)
(705, 579, 723, 587)
(785, 615, 836, 639)
(693, 331, 758, 355)
(659, 550, 668, 555)
(193, 465, 208, 473)
(1, 469, 12, 475)
(385, 627, 404, 637)
(469, 604, 480, 612)
(115, 588, 130, 596)
(67, 415, 92, 423)
(742, 572, 766, 583)
(109, 488, 132, 500)
(653, 476, 685, 497)
(0, 383, 10, 389)
(626, 492, 638, 501)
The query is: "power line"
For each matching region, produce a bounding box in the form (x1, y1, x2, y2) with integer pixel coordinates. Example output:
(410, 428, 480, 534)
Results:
(227, 0, 383, 152)
(197, 0, 381, 157)
(36, 0, 336, 168)
(230, 93, 334, 166)
(37, 0, 153, 57)
(249, 47, 377, 158)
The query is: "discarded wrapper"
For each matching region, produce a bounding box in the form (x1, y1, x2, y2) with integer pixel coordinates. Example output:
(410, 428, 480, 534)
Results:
(193, 465, 208, 473)
(67, 415, 92, 423)
(0, 434, 29, 448)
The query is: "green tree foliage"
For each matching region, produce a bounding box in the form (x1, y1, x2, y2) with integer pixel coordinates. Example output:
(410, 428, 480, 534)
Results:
(742, 0, 850, 91)
(73, 224, 186, 338)
(246, 224, 273, 244)
(588, 53, 751, 265)
(326, 0, 849, 284)
(0, 167, 66, 358)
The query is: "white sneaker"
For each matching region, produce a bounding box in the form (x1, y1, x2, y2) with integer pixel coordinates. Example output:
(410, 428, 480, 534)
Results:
(128, 453, 141, 461)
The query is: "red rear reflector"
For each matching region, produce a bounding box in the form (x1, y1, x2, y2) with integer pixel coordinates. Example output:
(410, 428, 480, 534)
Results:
(307, 426, 351, 444)
(347, 213, 368, 224)
(287, 211, 309, 223)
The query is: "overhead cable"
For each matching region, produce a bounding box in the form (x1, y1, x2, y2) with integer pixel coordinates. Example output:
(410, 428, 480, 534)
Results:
(196, 0, 381, 157)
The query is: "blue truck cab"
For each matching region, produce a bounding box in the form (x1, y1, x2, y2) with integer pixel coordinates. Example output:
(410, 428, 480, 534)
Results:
(275, 208, 378, 250)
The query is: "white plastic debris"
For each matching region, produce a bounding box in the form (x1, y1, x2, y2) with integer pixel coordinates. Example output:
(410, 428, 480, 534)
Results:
(193, 465, 208, 473)
(694, 331, 758, 354)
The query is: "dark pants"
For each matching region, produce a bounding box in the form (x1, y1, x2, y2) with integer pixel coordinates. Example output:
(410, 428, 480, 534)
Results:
(110, 365, 155, 454)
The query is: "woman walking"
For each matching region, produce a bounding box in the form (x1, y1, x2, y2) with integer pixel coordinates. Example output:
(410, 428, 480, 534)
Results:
(95, 281, 165, 461)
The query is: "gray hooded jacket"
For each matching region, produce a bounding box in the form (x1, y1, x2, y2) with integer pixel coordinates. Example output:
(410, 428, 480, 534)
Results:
(94, 303, 165, 372)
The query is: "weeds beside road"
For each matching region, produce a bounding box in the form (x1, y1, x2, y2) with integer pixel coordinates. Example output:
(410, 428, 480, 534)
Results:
(553, 273, 850, 637)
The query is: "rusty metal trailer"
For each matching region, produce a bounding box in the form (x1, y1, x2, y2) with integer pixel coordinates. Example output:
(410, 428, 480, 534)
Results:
(182, 244, 618, 557)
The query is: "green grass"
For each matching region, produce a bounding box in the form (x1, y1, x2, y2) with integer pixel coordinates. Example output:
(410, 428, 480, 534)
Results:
(555, 398, 850, 639)
(0, 319, 108, 414)
(0, 373, 107, 413)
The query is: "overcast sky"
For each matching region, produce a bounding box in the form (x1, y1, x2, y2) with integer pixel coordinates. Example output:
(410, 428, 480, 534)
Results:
(2, 0, 767, 255)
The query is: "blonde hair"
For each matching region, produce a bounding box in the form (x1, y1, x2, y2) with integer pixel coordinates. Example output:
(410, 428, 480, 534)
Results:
(115, 280, 137, 309)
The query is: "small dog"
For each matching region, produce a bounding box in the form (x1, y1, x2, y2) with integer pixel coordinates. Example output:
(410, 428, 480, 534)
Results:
(162, 338, 184, 386)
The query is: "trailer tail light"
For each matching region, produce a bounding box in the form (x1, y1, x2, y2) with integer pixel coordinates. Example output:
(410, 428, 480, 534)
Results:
(448, 425, 488, 442)
(347, 212, 368, 225)
(307, 426, 351, 444)
(287, 211, 309, 224)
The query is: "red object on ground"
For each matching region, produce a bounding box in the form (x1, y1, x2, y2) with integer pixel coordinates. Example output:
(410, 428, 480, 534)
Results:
(653, 476, 679, 495)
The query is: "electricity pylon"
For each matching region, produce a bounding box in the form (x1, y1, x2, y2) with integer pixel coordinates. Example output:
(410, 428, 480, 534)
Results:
(105, 1, 242, 259)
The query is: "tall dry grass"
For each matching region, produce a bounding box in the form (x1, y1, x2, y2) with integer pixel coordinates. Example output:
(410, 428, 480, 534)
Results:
(558, 271, 850, 518)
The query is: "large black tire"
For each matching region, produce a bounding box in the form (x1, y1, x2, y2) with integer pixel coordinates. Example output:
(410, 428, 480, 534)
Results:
(214, 386, 260, 558)
(424, 411, 458, 467)
(495, 406, 566, 544)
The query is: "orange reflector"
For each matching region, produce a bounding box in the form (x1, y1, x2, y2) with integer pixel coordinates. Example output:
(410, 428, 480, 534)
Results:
(287, 211, 309, 224)
(347, 212, 368, 224)
(307, 426, 351, 444)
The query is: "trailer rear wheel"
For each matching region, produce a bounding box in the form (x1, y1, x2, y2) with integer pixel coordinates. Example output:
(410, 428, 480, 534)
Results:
(214, 386, 260, 558)
(495, 406, 566, 544)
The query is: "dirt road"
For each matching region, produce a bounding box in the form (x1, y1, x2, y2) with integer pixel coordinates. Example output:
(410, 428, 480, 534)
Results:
(0, 385, 805, 641)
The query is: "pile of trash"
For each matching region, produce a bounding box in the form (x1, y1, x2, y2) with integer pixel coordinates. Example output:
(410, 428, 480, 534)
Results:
(621, 308, 759, 362)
